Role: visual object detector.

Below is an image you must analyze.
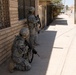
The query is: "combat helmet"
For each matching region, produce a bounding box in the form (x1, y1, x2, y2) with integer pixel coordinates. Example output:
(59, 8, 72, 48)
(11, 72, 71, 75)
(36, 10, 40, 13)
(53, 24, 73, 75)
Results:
(29, 7, 35, 13)
(19, 27, 29, 37)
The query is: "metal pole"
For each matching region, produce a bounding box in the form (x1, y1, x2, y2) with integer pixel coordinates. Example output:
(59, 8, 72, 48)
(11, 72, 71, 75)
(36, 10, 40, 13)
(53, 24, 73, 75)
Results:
(74, 0, 76, 24)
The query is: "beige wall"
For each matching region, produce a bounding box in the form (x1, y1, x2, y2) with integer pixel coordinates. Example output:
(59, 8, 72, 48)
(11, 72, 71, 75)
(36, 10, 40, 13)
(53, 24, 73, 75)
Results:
(35, 0, 39, 15)
(0, 0, 39, 65)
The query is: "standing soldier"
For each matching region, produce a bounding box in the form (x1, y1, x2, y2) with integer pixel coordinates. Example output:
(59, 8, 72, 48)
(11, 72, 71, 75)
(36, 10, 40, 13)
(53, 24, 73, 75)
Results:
(27, 7, 39, 47)
(9, 28, 31, 72)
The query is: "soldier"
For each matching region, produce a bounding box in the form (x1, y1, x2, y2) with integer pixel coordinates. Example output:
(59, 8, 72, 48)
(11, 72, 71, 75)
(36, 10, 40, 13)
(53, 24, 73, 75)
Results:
(27, 7, 39, 47)
(9, 27, 31, 72)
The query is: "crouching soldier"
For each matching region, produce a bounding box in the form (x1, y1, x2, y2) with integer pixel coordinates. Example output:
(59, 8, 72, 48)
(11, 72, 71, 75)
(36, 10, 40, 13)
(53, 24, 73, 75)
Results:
(9, 27, 31, 72)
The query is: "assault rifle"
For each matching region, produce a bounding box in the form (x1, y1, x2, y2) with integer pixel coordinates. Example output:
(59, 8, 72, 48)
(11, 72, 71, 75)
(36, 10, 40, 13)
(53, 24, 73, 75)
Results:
(35, 15, 41, 34)
(36, 15, 41, 28)
(25, 40, 40, 57)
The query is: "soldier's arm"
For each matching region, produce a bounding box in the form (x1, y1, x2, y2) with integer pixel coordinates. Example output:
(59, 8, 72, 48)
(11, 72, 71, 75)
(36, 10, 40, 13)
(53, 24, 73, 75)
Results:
(33, 19, 39, 24)
(25, 40, 33, 49)
(17, 40, 28, 54)
(28, 16, 39, 24)
(25, 40, 38, 54)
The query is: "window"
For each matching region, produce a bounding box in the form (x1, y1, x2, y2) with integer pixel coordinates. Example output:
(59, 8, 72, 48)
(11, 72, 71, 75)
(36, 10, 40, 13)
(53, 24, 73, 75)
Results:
(0, 0, 10, 29)
(18, 0, 35, 20)
(18, 0, 25, 20)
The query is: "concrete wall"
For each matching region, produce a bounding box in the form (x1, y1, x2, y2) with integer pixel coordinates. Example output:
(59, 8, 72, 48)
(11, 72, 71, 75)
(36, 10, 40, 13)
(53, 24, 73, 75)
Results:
(0, 0, 39, 65)
(38, 5, 47, 28)
(35, 0, 39, 15)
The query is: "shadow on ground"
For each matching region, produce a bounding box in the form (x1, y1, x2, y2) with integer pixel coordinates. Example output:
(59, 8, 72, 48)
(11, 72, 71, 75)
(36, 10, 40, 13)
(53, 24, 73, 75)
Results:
(56, 18, 64, 19)
(0, 30, 57, 75)
(50, 17, 68, 26)
(44, 17, 68, 31)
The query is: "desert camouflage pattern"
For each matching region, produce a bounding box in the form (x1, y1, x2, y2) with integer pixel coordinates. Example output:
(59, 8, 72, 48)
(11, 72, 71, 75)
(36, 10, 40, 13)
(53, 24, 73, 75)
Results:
(9, 35, 31, 72)
(27, 7, 39, 47)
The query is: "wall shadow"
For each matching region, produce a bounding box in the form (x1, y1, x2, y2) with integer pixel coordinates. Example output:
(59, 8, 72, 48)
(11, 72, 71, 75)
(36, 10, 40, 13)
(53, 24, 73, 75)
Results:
(0, 30, 57, 75)
(56, 18, 64, 19)
(44, 17, 68, 31)
(48, 16, 68, 26)
(50, 19, 68, 26)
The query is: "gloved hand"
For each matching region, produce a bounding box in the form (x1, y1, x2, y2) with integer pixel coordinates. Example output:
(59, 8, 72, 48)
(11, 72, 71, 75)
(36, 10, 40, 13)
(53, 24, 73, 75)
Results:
(33, 49, 37, 54)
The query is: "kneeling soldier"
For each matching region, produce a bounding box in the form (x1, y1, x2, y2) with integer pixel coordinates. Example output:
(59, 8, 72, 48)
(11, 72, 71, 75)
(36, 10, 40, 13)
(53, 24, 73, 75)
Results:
(9, 27, 31, 72)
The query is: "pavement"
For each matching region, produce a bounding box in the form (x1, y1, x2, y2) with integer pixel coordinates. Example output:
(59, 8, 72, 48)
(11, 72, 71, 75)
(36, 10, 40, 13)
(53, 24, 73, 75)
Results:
(0, 14, 76, 75)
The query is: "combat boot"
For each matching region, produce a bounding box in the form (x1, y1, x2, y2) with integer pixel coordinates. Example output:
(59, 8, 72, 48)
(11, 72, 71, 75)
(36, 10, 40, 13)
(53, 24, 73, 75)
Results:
(8, 60, 16, 73)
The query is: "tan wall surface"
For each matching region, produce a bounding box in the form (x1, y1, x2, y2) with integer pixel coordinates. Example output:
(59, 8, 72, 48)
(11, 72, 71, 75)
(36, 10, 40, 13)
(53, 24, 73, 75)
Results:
(0, 0, 26, 65)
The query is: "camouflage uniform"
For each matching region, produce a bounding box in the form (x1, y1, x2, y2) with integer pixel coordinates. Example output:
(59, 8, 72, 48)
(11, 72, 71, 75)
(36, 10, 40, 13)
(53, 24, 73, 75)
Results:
(9, 28, 31, 72)
(27, 7, 39, 47)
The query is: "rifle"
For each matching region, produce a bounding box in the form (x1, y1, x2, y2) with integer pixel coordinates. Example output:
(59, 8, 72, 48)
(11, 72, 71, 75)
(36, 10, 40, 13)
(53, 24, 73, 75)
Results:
(36, 15, 41, 28)
(25, 40, 40, 57)
(35, 15, 41, 34)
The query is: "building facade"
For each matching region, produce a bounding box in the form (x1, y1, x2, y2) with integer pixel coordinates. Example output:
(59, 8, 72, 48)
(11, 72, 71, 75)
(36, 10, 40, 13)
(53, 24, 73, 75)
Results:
(0, 0, 39, 65)
(39, 0, 51, 27)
